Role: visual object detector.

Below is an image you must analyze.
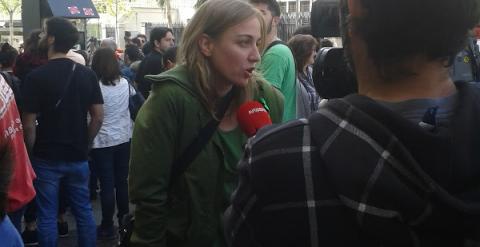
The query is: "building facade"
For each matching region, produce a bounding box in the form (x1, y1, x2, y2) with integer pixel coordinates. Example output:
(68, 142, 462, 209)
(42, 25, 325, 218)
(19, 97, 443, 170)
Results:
(91, 0, 196, 48)
(278, 0, 313, 14)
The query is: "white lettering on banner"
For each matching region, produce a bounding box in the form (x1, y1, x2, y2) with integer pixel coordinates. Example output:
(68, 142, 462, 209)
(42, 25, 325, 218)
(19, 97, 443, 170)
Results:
(248, 108, 267, 115)
(0, 77, 14, 117)
(4, 118, 22, 139)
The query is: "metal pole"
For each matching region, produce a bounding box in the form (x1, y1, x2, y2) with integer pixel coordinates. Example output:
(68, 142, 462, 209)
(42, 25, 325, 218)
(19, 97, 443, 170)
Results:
(115, 0, 118, 42)
(97, 19, 100, 38)
(296, 0, 300, 28)
(84, 19, 87, 48)
(9, 12, 14, 44)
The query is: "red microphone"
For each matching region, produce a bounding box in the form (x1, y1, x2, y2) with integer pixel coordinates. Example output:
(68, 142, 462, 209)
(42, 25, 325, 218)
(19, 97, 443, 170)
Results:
(236, 101, 272, 137)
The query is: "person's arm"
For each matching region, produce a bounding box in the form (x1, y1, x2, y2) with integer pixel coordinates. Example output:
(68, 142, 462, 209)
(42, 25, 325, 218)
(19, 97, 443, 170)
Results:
(129, 84, 179, 246)
(4, 94, 36, 213)
(21, 112, 37, 156)
(87, 104, 103, 147)
(87, 69, 104, 147)
(259, 52, 288, 90)
(21, 72, 41, 155)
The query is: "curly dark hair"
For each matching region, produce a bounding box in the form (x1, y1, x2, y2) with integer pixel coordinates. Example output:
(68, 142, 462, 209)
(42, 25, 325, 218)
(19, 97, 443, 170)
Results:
(131, 37, 142, 48)
(45, 17, 79, 54)
(0, 43, 18, 68)
(24, 29, 42, 53)
(345, 0, 480, 79)
(249, 0, 281, 17)
(124, 44, 144, 62)
(150, 27, 173, 43)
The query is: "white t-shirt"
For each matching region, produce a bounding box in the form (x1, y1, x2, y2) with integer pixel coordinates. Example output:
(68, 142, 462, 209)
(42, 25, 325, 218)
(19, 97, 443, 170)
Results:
(92, 77, 133, 148)
(66, 50, 86, 65)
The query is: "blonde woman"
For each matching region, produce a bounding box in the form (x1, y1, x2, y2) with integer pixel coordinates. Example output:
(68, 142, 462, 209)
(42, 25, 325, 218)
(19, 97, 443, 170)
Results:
(128, 0, 284, 246)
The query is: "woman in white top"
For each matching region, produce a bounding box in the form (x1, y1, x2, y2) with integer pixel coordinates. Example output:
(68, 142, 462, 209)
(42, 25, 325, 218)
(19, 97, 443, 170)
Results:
(90, 48, 132, 240)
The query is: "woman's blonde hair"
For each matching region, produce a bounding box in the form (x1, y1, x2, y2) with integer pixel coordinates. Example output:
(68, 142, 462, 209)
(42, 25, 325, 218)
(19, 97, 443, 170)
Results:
(177, 0, 266, 116)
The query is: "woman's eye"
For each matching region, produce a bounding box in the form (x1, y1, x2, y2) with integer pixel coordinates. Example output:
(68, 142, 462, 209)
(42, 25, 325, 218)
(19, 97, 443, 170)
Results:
(239, 40, 250, 47)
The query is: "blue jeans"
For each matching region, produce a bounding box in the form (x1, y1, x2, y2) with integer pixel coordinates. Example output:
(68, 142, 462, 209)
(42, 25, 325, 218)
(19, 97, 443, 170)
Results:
(32, 158, 96, 247)
(7, 206, 25, 233)
(90, 141, 130, 228)
(0, 216, 23, 247)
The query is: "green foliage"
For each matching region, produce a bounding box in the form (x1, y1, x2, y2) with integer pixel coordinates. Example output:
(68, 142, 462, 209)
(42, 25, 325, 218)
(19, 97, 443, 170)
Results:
(156, 0, 172, 27)
(0, 0, 21, 14)
(194, 0, 207, 9)
(0, 0, 20, 44)
(93, 0, 129, 17)
(157, 0, 166, 7)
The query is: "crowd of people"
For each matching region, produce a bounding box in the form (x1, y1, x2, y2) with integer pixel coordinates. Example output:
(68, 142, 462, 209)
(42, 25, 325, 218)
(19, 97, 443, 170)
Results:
(0, 15, 179, 247)
(1, 0, 480, 246)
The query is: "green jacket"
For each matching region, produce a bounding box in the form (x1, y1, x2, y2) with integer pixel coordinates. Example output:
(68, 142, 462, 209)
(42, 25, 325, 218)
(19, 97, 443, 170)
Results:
(128, 65, 284, 247)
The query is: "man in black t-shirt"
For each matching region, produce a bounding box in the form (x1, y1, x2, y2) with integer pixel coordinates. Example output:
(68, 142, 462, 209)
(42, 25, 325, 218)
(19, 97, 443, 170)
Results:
(22, 17, 103, 247)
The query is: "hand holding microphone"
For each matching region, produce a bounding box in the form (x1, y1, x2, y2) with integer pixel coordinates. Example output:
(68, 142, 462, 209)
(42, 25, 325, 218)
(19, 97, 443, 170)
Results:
(236, 101, 272, 137)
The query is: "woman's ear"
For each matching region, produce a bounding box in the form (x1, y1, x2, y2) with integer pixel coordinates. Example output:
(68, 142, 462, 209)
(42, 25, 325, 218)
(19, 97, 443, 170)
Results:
(198, 34, 214, 57)
(165, 60, 175, 70)
(48, 36, 55, 46)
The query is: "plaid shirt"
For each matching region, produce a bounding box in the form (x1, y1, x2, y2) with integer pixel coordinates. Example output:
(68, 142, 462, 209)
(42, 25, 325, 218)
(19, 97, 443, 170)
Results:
(225, 82, 480, 247)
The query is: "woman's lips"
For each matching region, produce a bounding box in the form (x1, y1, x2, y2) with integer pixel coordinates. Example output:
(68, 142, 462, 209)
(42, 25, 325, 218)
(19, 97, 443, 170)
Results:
(245, 68, 254, 78)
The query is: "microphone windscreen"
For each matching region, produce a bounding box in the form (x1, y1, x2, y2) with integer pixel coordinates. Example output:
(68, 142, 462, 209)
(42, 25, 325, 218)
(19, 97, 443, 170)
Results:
(236, 101, 272, 137)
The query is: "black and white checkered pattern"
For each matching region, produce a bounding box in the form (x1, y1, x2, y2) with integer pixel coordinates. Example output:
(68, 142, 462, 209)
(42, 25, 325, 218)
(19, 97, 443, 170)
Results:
(225, 82, 480, 247)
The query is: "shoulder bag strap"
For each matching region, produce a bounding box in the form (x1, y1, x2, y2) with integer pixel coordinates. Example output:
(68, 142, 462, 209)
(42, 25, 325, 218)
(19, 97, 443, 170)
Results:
(121, 88, 236, 246)
(54, 63, 77, 109)
(169, 87, 236, 187)
(264, 40, 287, 54)
(122, 76, 132, 96)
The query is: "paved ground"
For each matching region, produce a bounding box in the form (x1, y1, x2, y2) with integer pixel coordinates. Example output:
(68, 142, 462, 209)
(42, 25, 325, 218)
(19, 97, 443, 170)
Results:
(58, 195, 118, 247)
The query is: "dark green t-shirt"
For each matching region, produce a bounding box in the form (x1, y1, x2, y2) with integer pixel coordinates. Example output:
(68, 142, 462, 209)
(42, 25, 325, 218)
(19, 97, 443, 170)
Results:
(218, 127, 246, 202)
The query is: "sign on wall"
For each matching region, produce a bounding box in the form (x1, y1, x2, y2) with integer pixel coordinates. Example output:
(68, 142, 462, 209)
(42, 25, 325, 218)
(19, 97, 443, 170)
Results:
(46, 0, 99, 18)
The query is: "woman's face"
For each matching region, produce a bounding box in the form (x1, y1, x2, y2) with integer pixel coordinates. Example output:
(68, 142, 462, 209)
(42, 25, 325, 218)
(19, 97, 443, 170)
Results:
(207, 16, 262, 89)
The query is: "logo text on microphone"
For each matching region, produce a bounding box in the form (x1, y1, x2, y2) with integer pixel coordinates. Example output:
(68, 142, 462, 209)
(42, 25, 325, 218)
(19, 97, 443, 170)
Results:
(248, 108, 267, 115)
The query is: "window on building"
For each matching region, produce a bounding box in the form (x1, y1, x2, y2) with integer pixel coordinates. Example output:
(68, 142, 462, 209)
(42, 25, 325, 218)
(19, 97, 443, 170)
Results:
(106, 27, 116, 40)
(288, 1, 297, 12)
(300, 1, 310, 12)
(279, 2, 287, 13)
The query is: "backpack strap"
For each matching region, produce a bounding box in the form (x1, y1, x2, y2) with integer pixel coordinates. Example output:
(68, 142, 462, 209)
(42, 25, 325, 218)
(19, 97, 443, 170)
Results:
(264, 40, 287, 54)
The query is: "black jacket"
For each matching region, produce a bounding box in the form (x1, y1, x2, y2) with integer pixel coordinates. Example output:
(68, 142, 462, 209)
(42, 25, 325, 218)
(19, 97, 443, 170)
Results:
(225, 81, 480, 247)
(135, 50, 163, 98)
